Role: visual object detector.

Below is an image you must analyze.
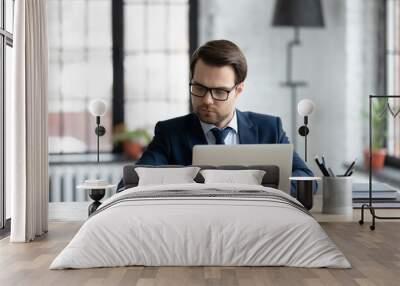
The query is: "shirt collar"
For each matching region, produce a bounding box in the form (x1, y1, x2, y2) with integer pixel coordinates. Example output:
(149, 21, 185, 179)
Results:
(199, 110, 238, 134)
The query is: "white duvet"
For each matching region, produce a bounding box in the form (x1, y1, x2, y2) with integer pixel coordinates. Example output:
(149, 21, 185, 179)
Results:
(50, 183, 351, 269)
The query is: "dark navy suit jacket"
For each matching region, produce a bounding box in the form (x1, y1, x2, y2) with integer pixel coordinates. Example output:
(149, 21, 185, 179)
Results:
(117, 110, 315, 195)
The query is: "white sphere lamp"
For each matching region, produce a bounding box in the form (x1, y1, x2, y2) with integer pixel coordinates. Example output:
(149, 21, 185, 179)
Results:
(297, 99, 315, 117)
(89, 99, 107, 117)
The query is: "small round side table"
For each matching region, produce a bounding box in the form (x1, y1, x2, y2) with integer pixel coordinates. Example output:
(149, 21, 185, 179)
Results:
(289, 177, 321, 210)
(77, 183, 116, 216)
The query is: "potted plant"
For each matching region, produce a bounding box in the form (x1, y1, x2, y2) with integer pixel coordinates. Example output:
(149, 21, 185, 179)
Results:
(113, 128, 151, 160)
(363, 98, 387, 170)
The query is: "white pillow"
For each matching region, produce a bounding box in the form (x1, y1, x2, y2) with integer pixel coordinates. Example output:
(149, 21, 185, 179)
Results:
(200, 169, 266, 185)
(135, 167, 201, 186)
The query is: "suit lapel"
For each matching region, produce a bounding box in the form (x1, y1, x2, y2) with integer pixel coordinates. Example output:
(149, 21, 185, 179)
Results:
(237, 109, 258, 144)
(187, 113, 208, 147)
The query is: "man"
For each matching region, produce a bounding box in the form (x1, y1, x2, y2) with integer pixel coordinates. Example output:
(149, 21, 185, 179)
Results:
(117, 39, 314, 195)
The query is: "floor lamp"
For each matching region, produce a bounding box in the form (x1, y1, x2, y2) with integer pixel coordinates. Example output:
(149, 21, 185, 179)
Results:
(272, 0, 324, 150)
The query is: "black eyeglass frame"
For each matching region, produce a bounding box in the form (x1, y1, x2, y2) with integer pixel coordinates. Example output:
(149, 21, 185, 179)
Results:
(189, 82, 238, 101)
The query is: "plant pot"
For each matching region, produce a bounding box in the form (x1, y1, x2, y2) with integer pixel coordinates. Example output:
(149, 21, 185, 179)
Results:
(363, 148, 387, 170)
(123, 141, 143, 160)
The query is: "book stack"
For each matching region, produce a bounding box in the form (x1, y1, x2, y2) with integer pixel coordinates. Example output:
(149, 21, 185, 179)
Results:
(352, 182, 400, 209)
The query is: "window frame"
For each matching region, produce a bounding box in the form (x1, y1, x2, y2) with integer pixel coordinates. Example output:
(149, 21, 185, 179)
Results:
(1, 0, 14, 231)
(385, 0, 400, 168)
(49, 0, 198, 155)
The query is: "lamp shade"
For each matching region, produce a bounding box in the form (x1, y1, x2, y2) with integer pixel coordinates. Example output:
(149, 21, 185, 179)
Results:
(88, 99, 107, 117)
(272, 0, 324, 27)
(297, 99, 315, 116)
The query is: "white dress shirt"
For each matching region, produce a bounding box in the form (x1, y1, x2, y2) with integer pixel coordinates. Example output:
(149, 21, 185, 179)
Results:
(199, 110, 239, 144)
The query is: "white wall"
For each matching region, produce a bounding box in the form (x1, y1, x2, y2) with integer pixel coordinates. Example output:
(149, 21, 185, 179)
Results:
(198, 0, 380, 176)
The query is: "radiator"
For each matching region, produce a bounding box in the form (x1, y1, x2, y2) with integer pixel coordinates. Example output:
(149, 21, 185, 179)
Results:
(49, 163, 125, 202)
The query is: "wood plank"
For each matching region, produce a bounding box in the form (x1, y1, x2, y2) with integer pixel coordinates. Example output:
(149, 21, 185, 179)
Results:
(1, 222, 400, 286)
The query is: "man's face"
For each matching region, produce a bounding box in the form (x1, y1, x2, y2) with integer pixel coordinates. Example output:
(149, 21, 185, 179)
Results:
(191, 59, 244, 127)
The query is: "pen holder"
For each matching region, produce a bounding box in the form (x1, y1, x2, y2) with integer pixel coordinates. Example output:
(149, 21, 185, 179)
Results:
(322, 176, 353, 215)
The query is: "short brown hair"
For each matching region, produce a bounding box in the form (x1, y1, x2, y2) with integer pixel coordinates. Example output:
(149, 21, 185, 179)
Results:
(190, 40, 248, 84)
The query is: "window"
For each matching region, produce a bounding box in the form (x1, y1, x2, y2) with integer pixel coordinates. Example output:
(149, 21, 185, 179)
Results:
(48, 0, 191, 155)
(0, 0, 14, 230)
(124, 0, 190, 132)
(48, 0, 113, 154)
(47, 0, 194, 206)
(387, 0, 400, 159)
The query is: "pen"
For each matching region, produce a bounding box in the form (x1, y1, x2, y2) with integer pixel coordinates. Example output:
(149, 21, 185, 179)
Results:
(320, 161, 331, 177)
(328, 167, 336, 177)
(344, 160, 356, 176)
(314, 157, 323, 174)
(322, 155, 334, 176)
(315, 156, 330, 177)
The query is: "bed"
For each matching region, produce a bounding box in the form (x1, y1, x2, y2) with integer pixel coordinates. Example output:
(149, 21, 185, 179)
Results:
(50, 165, 351, 269)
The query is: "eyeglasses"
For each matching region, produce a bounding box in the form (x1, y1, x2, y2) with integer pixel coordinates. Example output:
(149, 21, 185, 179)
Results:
(189, 82, 237, 101)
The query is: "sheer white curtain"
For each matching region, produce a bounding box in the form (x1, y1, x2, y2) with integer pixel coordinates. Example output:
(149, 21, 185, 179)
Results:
(7, 0, 49, 242)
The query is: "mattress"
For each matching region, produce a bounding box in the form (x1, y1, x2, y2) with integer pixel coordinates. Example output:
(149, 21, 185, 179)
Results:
(50, 183, 351, 269)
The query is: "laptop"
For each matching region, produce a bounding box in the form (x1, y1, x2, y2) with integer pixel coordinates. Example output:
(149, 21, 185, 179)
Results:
(192, 144, 293, 194)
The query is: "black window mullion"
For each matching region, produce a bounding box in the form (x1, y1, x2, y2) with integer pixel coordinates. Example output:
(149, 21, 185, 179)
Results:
(112, 0, 124, 153)
(188, 0, 198, 112)
(189, 0, 198, 59)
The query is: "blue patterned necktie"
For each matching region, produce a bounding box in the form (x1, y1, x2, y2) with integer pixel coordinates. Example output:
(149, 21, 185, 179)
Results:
(211, 127, 232, 144)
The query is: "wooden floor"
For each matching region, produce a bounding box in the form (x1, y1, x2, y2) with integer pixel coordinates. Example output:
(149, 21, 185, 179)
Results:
(1, 221, 400, 286)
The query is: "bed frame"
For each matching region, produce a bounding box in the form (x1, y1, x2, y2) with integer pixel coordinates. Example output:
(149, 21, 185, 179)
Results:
(122, 165, 280, 190)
